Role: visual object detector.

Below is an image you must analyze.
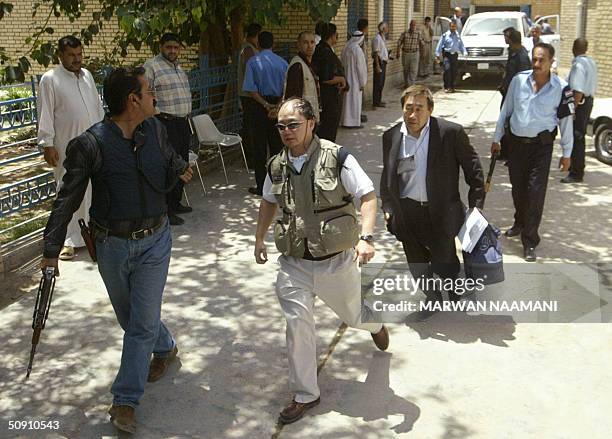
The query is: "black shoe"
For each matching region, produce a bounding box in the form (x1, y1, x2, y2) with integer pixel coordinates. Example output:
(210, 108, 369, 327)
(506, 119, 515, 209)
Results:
(560, 175, 583, 184)
(248, 187, 262, 196)
(373, 102, 386, 108)
(361, 114, 368, 123)
(175, 204, 193, 214)
(168, 213, 184, 226)
(524, 247, 537, 262)
(505, 226, 522, 238)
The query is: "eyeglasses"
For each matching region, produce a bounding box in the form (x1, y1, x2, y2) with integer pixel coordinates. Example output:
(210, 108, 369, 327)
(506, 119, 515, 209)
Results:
(275, 121, 305, 131)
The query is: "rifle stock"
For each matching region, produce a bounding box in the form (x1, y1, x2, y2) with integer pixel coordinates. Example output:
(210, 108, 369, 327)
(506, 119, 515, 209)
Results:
(26, 266, 56, 379)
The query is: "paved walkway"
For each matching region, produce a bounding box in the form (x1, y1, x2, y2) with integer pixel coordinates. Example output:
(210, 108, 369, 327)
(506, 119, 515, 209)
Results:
(1, 74, 611, 438)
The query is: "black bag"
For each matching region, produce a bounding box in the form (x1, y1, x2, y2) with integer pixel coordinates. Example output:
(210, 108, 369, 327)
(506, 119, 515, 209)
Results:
(462, 223, 504, 285)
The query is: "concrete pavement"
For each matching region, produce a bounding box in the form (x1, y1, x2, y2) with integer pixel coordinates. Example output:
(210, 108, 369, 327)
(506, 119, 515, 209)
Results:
(1, 74, 611, 439)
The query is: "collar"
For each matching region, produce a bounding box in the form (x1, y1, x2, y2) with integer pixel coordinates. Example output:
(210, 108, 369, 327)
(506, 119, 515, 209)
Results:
(156, 53, 180, 68)
(58, 63, 83, 78)
(401, 118, 431, 140)
(298, 52, 312, 66)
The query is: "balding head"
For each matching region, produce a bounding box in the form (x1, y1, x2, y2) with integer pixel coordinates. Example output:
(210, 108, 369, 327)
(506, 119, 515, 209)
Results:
(454, 7, 462, 15)
(573, 38, 588, 56)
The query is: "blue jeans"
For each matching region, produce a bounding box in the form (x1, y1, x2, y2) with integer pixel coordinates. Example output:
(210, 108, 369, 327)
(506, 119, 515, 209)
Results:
(96, 218, 175, 407)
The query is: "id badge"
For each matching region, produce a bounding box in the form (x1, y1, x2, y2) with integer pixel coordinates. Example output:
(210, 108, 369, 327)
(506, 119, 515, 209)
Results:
(397, 155, 417, 174)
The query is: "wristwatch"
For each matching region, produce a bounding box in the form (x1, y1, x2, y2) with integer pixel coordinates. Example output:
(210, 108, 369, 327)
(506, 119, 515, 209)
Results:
(359, 234, 374, 243)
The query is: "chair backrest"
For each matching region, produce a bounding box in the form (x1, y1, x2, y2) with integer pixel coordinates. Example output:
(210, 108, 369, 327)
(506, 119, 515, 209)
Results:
(191, 114, 223, 143)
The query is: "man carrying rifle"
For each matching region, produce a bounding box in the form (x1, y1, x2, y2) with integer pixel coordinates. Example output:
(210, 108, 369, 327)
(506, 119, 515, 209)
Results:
(40, 67, 192, 434)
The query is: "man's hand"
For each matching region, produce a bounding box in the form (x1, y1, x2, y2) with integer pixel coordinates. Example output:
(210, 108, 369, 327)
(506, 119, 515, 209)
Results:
(43, 146, 59, 167)
(354, 240, 375, 266)
(40, 257, 59, 277)
(491, 142, 501, 155)
(267, 106, 279, 120)
(179, 165, 193, 183)
(434, 57, 440, 64)
(559, 157, 571, 172)
(254, 239, 268, 264)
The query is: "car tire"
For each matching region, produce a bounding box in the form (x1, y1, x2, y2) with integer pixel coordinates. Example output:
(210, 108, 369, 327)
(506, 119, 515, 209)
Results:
(594, 122, 612, 166)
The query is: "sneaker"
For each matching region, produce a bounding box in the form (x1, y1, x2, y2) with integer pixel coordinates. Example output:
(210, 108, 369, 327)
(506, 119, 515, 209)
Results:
(108, 405, 136, 434)
(560, 175, 583, 184)
(148, 346, 179, 382)
(279, 397, 321, 424)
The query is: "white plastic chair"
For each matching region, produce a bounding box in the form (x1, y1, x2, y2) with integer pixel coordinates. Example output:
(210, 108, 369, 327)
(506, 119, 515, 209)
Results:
(191, 114, 249, 184)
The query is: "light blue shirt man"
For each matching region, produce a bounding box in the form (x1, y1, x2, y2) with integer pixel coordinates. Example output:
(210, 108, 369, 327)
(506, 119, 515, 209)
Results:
(242, 49, 288, 97)
(493, 70, 574, 157)
(568, 54, 597, 98)
(435, 31, 467, 57)
(398, 119, 430, 202)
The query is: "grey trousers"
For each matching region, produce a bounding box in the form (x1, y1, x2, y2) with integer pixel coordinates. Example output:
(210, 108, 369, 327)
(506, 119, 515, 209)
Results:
(275, 249, 383, 403)
(402, 51, 420, 86)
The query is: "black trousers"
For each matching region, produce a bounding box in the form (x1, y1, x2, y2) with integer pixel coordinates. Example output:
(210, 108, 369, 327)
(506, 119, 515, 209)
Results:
(442, 52, 459, 89)
(240, 96, 257, 168)
(399, 198, 460, 299)
(569, 96, 594, 179)
(508, 136, 553, 249)
(373, 61, 387, 106)
(252, 96, 283, 191)
(318, 86, 342, 142)
(158, 116, 191, 212)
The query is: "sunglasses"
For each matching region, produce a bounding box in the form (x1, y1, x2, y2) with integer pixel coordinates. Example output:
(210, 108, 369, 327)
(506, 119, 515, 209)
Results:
(275, 121, 305, 131)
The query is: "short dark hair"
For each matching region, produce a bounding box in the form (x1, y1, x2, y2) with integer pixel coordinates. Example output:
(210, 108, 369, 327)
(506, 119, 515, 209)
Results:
(258, 31, 274, 49)
(103, 67, 146, 116)
(400, 84, 434, 110)
(508, 28, 522, 45)
(58, 35, 82, 52)
(533, 42, 555, 59)
(160, 33, 182, 46)
(425, 16, 432, 22)
(246, 23, 262, 38)
(321, 23, 337, 41)
(357, 18, 368, 31)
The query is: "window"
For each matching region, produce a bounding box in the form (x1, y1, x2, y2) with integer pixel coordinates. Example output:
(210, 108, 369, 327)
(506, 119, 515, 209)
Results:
(414, 0, 421, 13)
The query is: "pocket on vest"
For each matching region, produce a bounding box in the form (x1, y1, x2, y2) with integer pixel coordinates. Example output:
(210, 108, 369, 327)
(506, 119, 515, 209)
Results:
(320, 213, 358, 254)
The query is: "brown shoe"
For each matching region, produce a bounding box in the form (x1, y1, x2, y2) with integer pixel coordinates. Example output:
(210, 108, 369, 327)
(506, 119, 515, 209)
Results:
(371, 325, 389, 351)
(279, 397, 320, 424)
(148, 345, 178, 382)
(108, 405, 136, 434)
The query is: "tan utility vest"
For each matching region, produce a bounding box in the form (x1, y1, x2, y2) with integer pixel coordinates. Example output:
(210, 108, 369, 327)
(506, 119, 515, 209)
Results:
(283, 55, 320, 121)
(268, 136, 359, 258)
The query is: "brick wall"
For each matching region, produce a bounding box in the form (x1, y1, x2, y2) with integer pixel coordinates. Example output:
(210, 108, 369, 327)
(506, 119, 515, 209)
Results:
(560, 0, 611, 97)
(531, 0, 560, 19)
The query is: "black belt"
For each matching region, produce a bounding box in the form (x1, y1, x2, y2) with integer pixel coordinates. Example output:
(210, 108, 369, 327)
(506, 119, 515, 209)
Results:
(301, 238, 342, 261)
(401, 197, 429, 207)
(402, 50, 419, 54)
(156, 113, 189, 120)
(93, 215, 166, 240)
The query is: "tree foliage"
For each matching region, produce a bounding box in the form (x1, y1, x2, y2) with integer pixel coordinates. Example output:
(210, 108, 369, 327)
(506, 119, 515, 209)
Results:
(0, 0, 342, 83)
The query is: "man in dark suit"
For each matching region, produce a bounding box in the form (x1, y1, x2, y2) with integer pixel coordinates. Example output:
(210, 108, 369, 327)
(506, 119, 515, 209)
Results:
(380, 85, 485, 301)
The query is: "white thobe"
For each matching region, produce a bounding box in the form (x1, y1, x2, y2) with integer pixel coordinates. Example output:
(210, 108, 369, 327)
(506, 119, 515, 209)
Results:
(340, 36, 368, 127)
(37, 65, 105, 247)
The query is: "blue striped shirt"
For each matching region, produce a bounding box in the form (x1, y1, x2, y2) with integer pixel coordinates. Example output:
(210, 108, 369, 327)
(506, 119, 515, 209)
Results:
(494, 70, 574, 157)
(242, 49, 288, 97)
(144, 54, 192, 117)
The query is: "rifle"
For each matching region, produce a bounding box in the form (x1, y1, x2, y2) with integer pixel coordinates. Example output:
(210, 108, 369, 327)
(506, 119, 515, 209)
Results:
(25, 266, 56, 379)
(484, 150, 499, 199)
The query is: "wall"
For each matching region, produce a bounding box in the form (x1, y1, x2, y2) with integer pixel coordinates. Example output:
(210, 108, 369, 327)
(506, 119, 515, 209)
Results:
(560, 0, 611, 97)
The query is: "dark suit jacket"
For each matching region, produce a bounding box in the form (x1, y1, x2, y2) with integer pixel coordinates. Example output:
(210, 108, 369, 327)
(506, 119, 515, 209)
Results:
(379, 117, 485, 241)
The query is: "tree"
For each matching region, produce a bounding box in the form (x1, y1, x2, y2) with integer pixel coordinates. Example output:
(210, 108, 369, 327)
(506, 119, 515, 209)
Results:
(0, 0, 342, 82)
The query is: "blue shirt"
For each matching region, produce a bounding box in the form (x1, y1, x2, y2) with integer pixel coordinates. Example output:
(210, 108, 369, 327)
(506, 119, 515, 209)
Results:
(242, 49, 288, 98)
(494, 70, 574, 157)
(568, 55, 597, 98)
(435, 31, 467, 57)
(398, 119, 430, 202)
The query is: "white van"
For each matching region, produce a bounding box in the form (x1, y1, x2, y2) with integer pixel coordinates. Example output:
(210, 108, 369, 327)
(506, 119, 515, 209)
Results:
(433, 12, 560, 78)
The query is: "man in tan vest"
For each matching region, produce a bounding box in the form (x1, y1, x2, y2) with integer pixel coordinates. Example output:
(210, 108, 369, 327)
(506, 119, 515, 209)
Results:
(284, 31, 320, 121)
(254, 97, 389, 425)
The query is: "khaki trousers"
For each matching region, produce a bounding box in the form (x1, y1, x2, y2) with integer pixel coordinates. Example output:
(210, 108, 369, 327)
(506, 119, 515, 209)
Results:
(275, 249, 382, 403)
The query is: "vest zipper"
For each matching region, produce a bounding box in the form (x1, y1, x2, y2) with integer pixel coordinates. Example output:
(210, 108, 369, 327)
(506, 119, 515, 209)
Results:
(311, 170, 316, 204)
(286, 173, 292, 205)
